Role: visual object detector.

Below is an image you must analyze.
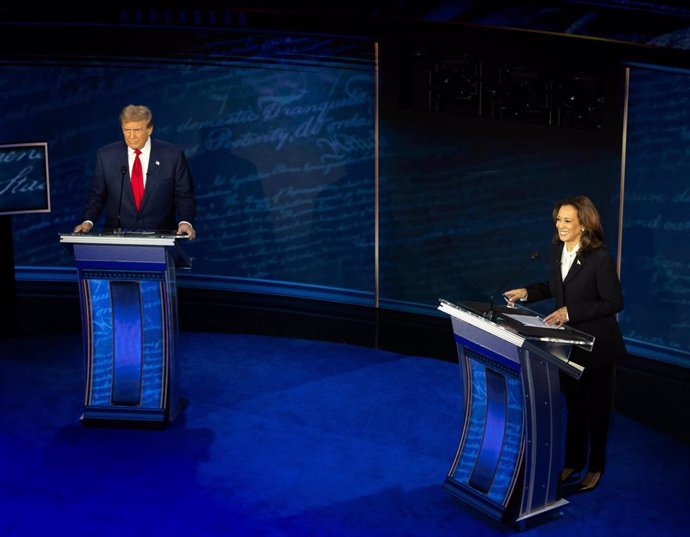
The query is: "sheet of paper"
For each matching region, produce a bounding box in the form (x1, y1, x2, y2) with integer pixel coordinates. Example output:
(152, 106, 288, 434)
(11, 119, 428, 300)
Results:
(503, 313, 564, 330)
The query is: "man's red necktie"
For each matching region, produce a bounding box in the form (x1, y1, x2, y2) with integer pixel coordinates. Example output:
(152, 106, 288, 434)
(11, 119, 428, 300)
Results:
(131, 149, 144, 211)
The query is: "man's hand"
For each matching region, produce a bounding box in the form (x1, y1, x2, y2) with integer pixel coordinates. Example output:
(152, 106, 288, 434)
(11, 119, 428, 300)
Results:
(73, 221, 93, 234)
(177, 222, 196, 240)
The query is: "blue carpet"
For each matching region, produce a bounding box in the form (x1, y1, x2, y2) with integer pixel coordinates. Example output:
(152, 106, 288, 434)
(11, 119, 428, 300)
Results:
(0, 332, 688, 536)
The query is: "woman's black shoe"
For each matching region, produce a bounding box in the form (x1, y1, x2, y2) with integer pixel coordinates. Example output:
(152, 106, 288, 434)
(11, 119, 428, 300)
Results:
(559, 467, 582, 485)
(576, 471, 602, 493)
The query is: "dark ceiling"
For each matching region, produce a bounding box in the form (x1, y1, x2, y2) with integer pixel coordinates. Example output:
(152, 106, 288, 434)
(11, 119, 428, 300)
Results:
(2, 1, 690, 50)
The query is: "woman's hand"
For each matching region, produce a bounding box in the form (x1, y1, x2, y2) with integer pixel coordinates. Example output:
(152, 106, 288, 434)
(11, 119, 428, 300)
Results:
(544, 306, 569, 327)
(503, 288, 527, 305)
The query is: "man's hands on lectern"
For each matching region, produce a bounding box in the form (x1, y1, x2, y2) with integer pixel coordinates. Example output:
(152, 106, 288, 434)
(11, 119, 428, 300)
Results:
(73, 220, 196, 239)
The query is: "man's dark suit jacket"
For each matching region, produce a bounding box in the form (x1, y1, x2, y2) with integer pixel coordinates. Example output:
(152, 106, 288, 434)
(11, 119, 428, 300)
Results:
(525, 243, 626, 369)
(82, 139, 196, 231)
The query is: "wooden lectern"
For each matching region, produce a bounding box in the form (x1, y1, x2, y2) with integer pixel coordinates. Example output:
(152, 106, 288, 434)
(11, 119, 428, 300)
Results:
(60, 232, 190, 425)
(438, 299, 593, 528)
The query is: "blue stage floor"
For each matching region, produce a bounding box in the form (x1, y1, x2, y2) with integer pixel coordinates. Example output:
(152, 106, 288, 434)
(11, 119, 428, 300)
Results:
(1, 332, 688, 536)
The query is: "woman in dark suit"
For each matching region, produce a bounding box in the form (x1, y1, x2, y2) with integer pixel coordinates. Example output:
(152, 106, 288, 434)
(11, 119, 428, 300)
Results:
(504, 195, 626, 493)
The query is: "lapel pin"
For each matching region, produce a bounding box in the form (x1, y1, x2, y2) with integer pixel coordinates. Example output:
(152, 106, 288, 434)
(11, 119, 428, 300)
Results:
(576, 259, 581, 265)
(155, 160, 160, 166)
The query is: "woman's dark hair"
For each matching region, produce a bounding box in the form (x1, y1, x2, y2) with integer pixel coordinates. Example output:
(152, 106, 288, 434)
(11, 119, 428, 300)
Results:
(551, 195, 604, 252)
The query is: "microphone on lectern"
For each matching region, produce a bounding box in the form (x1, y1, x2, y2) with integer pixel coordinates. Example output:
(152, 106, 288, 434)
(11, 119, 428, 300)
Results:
(116, 165, 127, 234)
(487, 250, 540, 321)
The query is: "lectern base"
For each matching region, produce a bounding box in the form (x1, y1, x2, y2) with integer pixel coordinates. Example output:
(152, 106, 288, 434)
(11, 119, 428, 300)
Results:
(443, 478, 569, 530)
(81, 406, 168, 423)
(80, 398, 187, 428)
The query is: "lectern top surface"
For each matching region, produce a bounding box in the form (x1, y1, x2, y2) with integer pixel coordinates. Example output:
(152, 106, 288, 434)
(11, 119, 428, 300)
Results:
(59, 231, 192, 268)
(59, 231, 189, 246)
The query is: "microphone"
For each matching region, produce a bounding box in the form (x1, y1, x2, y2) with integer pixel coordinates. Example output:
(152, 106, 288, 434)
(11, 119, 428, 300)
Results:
(116, 165, 127, 234)
(487, 250, 540, 321)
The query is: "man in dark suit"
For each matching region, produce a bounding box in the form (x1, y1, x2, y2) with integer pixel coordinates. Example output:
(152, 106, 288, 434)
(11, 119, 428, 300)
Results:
(74, 104, 196, 239)
(504, 195, 626, 494)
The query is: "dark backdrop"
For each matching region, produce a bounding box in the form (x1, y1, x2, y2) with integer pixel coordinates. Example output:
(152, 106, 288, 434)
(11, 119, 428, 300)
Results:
(2, 20, 690, 370)
(620, 64, 690, 366)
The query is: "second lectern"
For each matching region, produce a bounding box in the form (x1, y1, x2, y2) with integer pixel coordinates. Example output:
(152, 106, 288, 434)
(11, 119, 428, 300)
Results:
(60, 232, 190, 425)
(438, 299, 593, 528)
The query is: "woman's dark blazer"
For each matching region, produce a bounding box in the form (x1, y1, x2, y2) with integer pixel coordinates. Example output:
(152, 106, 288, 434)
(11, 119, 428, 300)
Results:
(525, 243, 626, 369)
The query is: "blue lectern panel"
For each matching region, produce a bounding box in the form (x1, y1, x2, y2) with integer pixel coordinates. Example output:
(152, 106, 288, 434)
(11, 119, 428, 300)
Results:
(140, 280, 165, 407)
(88, 279, 115, 406)
(490, 372, 523, 505)
(451, 346, 524, 507)
(86, 277, 167, 409)
(457, 359, 487, 478)
(469, 368, 507, 493)
(111, 281, 143, 405)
